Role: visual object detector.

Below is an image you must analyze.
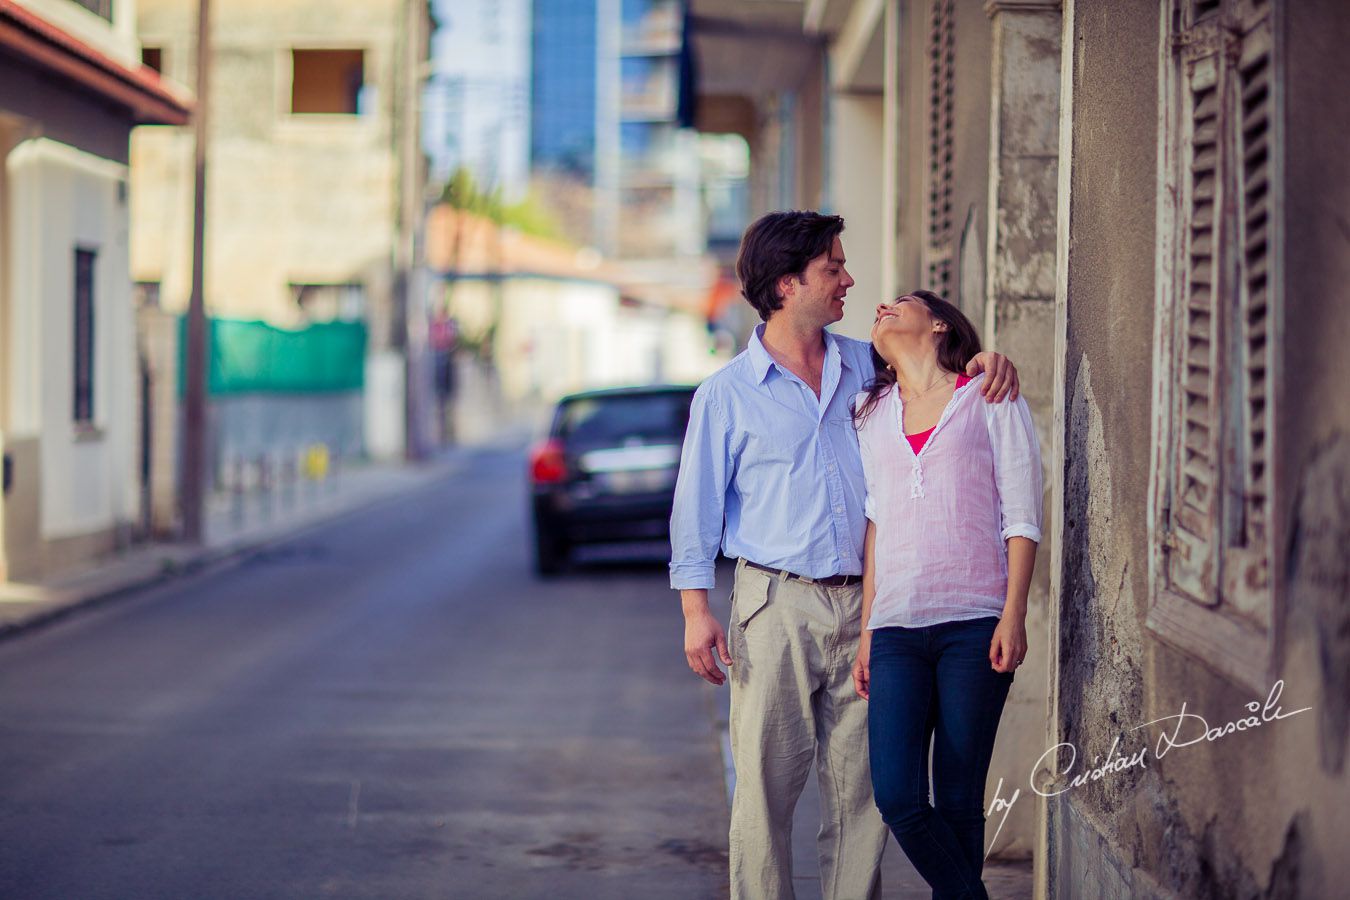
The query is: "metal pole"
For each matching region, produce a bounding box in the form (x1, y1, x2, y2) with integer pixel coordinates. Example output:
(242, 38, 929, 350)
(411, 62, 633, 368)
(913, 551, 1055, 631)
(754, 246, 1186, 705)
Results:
(181, 0, 211, 542)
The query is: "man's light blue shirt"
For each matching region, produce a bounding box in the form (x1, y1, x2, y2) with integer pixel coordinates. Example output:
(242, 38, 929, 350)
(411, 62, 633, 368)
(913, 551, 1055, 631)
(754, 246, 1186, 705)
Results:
(669, 324, 875, 590)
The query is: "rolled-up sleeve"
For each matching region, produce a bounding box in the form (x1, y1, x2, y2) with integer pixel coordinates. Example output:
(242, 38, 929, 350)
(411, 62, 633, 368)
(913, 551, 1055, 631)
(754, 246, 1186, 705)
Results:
(985, 395, 1043, 543)
(669, 387, 732, 590)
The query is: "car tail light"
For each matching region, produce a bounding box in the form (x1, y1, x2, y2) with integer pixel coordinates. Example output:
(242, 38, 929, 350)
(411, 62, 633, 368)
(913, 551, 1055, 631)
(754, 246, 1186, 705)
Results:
(529, 438, 568, 484)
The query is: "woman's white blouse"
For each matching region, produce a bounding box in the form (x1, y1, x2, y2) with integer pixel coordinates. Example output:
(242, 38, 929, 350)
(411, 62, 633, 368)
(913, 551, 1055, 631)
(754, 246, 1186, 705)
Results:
(853, 373, 1042, 630)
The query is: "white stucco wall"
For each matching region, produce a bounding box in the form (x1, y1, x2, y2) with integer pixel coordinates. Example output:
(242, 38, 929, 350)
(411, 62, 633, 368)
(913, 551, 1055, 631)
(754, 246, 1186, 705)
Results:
(7, 138, 138, 541)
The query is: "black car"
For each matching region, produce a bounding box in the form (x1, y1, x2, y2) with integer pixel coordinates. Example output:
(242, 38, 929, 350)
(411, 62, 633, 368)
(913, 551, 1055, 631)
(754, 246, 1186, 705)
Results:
(528, 384, 697, 574)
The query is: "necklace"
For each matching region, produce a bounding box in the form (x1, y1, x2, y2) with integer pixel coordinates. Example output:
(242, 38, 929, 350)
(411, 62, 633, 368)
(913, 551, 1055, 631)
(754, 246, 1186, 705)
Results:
(899, 371, 952, 402)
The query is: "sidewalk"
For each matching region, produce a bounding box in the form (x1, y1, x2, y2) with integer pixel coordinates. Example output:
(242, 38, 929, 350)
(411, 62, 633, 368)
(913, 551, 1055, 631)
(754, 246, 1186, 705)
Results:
(0, 443, 502, 641)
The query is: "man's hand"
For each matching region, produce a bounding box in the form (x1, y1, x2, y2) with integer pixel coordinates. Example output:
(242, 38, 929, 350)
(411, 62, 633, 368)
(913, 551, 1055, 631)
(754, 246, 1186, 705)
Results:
(966, 351, 1020, 402)
(682, 591, 732, 686)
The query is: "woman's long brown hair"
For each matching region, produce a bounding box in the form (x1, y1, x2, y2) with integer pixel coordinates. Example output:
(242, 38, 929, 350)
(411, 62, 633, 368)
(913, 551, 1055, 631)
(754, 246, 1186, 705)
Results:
(851, 290, 983, 426)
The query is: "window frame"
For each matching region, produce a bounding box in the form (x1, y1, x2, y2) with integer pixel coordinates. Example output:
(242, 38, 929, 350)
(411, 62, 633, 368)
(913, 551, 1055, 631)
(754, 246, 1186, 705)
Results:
(73, 247, 97, 426)
(1147, 0, 1283, 692)
(276, 44, 376, 127)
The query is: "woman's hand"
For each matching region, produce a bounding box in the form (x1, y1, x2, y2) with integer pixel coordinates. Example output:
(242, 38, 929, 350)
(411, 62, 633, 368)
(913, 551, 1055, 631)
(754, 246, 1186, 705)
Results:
(989, 617, 1027, 674)
(852, 636, 872, 700)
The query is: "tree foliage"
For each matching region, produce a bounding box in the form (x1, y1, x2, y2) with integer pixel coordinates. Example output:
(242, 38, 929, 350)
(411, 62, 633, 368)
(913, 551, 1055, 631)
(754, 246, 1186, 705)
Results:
(439, 167, 562, 240)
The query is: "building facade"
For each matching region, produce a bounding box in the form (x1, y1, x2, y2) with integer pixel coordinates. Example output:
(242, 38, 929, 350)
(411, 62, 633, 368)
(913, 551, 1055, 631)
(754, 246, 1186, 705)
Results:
(130, 0, 431, 467)
(527, 0, 705, 261)
(689, 0, 1349, 895)
(0, 0, 189, 581)
(1046, 0, 1349, 895)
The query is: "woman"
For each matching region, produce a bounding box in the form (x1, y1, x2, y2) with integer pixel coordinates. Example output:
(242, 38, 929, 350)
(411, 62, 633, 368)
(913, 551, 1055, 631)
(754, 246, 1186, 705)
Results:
(851, 290, 1041, 899)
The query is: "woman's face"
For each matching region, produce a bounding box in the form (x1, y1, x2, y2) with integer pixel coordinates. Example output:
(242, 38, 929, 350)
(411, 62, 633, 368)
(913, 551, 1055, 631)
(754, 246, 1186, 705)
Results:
(870, 295, 933, 343)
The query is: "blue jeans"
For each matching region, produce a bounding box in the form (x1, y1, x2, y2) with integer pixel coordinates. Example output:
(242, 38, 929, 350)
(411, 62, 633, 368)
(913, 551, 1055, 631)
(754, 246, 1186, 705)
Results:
(868, 617, 1013, 900)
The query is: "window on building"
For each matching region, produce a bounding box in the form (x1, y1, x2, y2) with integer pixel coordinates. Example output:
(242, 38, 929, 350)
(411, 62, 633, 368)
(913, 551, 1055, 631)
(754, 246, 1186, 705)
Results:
(1149, 0, 1278, 690)
(74, 249, 97, 424)
(291, 49, 365, 115)
(142, 47, 164, 73)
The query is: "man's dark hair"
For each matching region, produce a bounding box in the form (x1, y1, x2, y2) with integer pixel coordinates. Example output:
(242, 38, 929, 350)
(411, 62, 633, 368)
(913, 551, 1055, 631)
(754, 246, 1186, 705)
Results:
(735, 211, 846, 322)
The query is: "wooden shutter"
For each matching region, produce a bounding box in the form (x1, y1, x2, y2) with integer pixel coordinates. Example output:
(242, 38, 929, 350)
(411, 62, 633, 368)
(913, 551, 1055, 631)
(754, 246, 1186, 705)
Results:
(1221, 7, 1274, 625)
(924, 0, 954, 294)
(1168, 46, 1223, 604)
(1149, 0, 1279, 688)
(1164, 0, 1276, 617)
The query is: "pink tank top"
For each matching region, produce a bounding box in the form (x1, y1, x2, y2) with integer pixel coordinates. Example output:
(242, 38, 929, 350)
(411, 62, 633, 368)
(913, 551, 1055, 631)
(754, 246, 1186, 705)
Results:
(905, 374, 972, 454)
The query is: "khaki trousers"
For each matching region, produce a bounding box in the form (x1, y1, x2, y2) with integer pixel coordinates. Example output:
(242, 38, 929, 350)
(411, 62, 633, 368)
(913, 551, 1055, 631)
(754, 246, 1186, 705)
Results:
(727, 559, 889, 900)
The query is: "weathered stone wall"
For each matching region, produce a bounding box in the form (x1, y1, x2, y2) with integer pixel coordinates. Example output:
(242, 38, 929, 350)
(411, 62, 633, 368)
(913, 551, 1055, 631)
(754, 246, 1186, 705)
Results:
(1049, 0, 1350, 896)
(880, 0, 1061, 860)
(980, 1, 1061, 860)
(1281, 0, 1350, 786)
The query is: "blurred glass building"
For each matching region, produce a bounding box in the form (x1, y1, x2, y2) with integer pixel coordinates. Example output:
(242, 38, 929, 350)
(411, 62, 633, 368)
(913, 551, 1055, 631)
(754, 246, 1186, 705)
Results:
(426, 0, 531, 201)
(530, 0, 598, 180)
(527, 0, 731, 263)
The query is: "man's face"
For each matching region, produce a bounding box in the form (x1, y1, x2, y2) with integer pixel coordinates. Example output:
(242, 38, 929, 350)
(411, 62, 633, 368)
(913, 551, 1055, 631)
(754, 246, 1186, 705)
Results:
(784, 237, 854, 327)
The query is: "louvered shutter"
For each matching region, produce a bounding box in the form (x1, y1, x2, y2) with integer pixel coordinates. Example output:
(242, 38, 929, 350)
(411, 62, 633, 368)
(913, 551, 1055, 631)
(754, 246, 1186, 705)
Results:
(1167, 44, 1224, 604)
(1149, 0, 1279, 688)
(1163, 0, 1276, 618)
(924, 0, 954, 294)
(1221, 6, 1274, 625)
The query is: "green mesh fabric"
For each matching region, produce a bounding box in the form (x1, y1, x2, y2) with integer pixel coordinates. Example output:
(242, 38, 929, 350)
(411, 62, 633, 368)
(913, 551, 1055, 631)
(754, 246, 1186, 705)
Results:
(178, 317, 367, 395)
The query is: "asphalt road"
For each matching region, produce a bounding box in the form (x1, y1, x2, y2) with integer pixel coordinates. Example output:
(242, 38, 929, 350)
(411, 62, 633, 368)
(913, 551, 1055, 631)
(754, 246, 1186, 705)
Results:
(0, 448, 730, 899)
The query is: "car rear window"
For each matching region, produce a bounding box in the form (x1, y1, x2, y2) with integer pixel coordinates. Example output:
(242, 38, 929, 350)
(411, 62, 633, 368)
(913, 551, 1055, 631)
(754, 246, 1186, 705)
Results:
(555, 391, 694, 445)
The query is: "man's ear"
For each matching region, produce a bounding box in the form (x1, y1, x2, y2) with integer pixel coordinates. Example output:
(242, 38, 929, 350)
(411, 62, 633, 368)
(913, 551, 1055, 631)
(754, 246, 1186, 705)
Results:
(777, 273, 797, 302)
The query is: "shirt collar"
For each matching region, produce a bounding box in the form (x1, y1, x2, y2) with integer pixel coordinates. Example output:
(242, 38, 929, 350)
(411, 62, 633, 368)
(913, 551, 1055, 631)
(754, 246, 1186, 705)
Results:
(747, 324, 776, 384)
(827, 330, 855, 372)
(747, 324, 851, 384)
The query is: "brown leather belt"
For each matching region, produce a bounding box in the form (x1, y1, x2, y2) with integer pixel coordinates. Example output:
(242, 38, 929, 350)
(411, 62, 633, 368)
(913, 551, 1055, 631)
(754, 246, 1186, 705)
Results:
(743, 559, 862, 587)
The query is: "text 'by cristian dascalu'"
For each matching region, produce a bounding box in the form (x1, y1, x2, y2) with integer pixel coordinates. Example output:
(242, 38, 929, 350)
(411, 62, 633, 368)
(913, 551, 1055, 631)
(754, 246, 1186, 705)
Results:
(982, 679, 1312, 855)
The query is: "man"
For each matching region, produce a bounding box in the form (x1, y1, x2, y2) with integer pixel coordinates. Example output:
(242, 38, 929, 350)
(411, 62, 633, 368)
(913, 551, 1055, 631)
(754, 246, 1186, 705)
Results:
(670, 211, 1019, 899)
